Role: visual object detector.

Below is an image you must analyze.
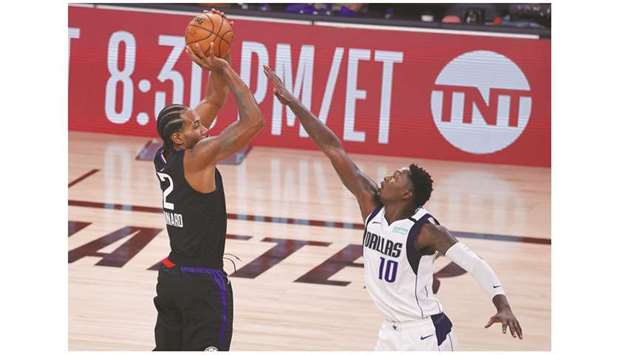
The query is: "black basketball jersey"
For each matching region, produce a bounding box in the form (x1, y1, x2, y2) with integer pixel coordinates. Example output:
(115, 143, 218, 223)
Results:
(153, 147, 227, 269)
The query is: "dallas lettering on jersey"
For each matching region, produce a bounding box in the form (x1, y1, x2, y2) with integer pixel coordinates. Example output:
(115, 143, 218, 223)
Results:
(363, 231, 402, 258)
(163, 211, 184, 228)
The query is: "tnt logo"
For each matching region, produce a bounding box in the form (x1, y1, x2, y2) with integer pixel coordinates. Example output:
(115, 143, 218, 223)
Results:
(430, 50, 532, 154)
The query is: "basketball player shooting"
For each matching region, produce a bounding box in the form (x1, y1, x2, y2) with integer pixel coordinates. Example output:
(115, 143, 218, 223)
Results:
(151, 12, 264, 350)
(264, 66, 522, 351)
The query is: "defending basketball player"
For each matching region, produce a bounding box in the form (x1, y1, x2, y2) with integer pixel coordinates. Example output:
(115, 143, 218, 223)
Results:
(151, 11, 264, 351)
(264, 66, 522, 351)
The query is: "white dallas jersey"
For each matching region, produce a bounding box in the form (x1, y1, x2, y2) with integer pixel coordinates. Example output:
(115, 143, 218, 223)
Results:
(363, 206, 443, 321)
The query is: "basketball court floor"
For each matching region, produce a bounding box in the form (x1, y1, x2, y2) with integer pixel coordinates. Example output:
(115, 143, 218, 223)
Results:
(68, 131, 550, 351)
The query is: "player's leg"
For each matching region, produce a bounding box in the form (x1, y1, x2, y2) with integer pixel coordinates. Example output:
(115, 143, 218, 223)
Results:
(374, 321, 401, 351)
(153, 295, 183, 350)
(432, 313, 456, 351)
(373, 322, 390, 350)
(222, 280, 234, 348)
(439, 330, 457, 351)
(181, 272, 232, 351)
(392, 319, 438, 351)
(378, 318, 454, 351)
(153, 271, 183, 350)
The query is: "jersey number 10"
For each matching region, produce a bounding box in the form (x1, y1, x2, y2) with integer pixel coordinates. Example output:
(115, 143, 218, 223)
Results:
(378, 257, 398, 283)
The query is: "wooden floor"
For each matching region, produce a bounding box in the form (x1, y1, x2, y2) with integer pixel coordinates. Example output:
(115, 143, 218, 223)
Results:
(68, 131, 551, 351)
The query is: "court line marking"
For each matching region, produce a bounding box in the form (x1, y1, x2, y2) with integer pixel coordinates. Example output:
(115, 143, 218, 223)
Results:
(68, 199, 551, 245)
(68, 169, 100, 188)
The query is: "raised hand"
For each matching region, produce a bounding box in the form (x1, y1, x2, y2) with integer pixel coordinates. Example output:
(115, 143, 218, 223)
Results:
(204, 7, 235, 26)
(185, 42, 229, 73)
(205, 8, 233, 64)
(263, 65, 296, 106)
(484, 307, 523, 339)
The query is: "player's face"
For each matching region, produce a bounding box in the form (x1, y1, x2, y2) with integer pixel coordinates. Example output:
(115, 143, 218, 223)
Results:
(179, 110, 208, 149)
(378, 167, 413, 203)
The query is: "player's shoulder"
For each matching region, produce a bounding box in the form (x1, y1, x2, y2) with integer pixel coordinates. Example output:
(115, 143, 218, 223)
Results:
(418, 218, 451, 245)
(364, 203, 384, 224)
(419, 220, 439, 234)
(186, 136, 220, 165)
(409, 208, 439, 224)
(409, 208, 443, 236)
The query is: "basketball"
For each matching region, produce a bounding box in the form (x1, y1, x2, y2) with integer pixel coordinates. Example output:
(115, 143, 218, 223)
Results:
(185, 12, 234, 58)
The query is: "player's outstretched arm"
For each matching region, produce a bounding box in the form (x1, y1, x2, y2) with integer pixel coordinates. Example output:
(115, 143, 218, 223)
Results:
(264, 65, 380, 220)
(186, 44, 264, 166)
(417, 223, 524, 340)
(188, 9, 232, 130)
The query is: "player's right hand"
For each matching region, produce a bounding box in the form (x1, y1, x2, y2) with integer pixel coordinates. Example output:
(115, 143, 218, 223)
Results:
(263, 65, 297, 106)
(205, 8, 233, 64)
(204, 8, 235, 26)
(186, 42, 229, 73)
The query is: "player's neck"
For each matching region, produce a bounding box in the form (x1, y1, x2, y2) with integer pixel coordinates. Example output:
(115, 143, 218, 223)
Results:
(168, 145, 184, 154)
(162, 145, 182, 161)
(383, 202, 416, 225)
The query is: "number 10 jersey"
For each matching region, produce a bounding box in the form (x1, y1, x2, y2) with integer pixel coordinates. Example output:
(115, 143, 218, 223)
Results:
(363, 206, 443, 321)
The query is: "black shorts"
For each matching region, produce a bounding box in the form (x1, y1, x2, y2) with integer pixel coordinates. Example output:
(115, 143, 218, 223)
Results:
(153, 264, 233, 351)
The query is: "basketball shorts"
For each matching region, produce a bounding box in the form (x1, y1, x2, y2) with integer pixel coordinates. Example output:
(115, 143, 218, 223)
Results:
(374, 313, 457, 351)
(153, 262, 233, 351)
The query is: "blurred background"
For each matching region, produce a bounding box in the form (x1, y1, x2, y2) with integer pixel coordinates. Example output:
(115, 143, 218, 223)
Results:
(114, 2, 551, 34)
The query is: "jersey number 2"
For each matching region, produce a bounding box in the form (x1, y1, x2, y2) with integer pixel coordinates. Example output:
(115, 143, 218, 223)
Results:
(378, 257, 398, 283)
(156, 172, 175, 210)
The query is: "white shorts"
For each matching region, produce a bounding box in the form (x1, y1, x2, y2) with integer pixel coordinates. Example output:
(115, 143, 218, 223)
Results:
(374, 313, 457, 351)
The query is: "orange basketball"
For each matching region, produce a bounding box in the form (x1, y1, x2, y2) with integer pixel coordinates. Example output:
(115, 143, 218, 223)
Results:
(185, 12, 234, 58)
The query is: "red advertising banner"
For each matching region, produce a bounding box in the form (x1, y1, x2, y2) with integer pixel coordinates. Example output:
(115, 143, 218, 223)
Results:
(69, 5, 550, 166)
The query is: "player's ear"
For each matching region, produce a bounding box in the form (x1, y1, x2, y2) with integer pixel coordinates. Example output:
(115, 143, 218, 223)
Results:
(171, 132, 184, 146)
(402, 189, 413, 201)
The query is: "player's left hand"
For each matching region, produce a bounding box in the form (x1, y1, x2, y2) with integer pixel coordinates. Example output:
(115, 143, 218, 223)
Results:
(263, 65, 297, 106)
(485, 307, 523, 339)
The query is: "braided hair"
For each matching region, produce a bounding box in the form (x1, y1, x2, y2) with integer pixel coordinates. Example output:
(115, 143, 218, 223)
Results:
(156, 104, 187, 155)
